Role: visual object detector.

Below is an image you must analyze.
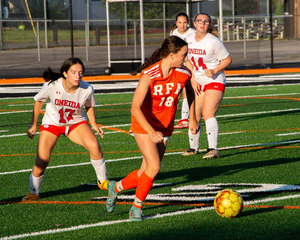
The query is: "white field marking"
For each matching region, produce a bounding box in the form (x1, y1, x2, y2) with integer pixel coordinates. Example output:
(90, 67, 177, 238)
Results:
(0, 133, 28, 138)
(91, 195, 216, 202)
(101, 123, 131, 128)
(276, 132, 300, 136)
(0, 110, 32, 115)
(244, 194, 300, 205)
(218, 139, 300, 151)
(2, 194, 300, 240)
(2, 139, 300, 176)
(219, 131, 245, 135)
(256, 88, 277, 91)
(217, 108, 300, 118)
(262, 74, 300, 78)
(8, 103, 35, 107)
(227, 83, 300, 89)
(0, 130, 9, 133)
(223, 92, 299, 99)
(104, 131, 123, 134)
(172, 130, 185, 134)
(172, 183, 300, 195)
(94, 102, 132, 107)
(92, 183, 300, 202)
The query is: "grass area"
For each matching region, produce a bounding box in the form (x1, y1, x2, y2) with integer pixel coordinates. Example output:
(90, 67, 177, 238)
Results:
(0, 83, 300, 239)
(2, 28, 164, 44)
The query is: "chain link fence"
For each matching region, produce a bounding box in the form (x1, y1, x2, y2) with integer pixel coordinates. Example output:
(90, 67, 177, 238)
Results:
(0, 0, 299, 77)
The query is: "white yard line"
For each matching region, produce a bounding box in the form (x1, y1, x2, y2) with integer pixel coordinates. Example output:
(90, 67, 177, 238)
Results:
(276, 132, 300, 136)
(1, 194, 299, 240)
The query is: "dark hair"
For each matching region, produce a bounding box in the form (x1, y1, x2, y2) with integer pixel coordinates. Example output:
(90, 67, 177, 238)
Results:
(43, 57, 85, 84)
(131, 36, 187, 76)
(170, 12, 189, 34)
(194, 13, 219, 37)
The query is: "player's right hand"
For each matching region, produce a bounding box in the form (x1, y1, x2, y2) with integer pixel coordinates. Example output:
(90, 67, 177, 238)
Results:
(149, 131, 164, 143)
(27, 125, 37, 139)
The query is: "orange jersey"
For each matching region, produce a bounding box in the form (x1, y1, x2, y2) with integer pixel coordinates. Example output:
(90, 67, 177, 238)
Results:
(130, 60, 191, 136)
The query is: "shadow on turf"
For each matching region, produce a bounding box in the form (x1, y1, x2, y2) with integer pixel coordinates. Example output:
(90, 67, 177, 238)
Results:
(0, 184, 101, 203)
(156, 155, 300, 185)
(2, 142, 299, 206)
(240, 206, 283, 217)
(220, 137, 300, 158)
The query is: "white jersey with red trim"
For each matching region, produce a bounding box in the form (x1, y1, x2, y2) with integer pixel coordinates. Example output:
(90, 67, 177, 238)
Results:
(170, 28, 196, 41)
(186, 33, 230, 85)
(34, 77, 97, 126)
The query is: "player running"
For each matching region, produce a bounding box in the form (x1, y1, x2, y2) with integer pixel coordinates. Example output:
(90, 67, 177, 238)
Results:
(105, 36, 199, 221)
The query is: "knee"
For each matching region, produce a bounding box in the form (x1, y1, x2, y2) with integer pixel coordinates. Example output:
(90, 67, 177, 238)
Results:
(147, 164, 160, 177)
(35, 157, 49, 170)
(86, 140, 101, 152)
(203, 112, 214, 121)
(87, 141, 103, 159)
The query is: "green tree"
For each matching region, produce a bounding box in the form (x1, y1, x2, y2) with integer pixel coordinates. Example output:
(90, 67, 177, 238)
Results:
(273, 0, 284, 15)
(236, 0, 260, 15)
(102, 1, 185, 20)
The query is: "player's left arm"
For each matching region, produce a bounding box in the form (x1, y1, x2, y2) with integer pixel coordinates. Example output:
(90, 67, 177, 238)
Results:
(86, 106, 104, 139)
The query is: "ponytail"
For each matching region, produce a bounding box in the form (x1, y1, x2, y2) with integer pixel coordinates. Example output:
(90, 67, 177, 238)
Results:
(130, 48, 162, 76)
(43, 67, 61, 85)
(131, 36, 187, 76)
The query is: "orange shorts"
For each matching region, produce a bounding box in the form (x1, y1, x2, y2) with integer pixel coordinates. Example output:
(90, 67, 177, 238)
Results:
(198, 82, 225, 92)
(39, 121, 88, 137)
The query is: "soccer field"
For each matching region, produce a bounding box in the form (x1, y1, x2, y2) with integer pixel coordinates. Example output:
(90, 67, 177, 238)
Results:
(0, 82, 300, 239)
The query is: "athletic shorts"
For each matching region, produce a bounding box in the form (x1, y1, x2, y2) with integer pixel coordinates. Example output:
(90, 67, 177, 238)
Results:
(129, 130, 170, 142)
(39, 121, 88, 137)
(198, 82, 225, 93)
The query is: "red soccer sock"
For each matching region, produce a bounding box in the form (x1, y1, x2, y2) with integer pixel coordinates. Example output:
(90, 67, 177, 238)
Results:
(134, 171, 154, 208)
(120, 169, 139, 191)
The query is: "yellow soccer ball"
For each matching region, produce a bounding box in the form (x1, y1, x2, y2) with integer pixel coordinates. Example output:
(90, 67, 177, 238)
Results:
(214, 189, 243, 218)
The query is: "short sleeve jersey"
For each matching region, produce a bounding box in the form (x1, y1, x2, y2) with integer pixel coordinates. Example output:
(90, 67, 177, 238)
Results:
(186, 33, 230, 85)
(170, 28, 196, 41)
(130, 60, 191, 136)
(34, 78, 97, 126)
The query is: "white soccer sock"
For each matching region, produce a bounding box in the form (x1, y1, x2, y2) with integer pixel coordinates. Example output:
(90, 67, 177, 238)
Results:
(205, 117, 219, 149)
(30, 173, 44, 195)
(188, 124, 201, 151)
(181, 98, 189, 120)
(91, 158, 107, 182)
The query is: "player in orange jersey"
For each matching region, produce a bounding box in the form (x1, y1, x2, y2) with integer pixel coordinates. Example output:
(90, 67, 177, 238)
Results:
(22, 58, 109, 202)
(105, 36, 199, 221)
